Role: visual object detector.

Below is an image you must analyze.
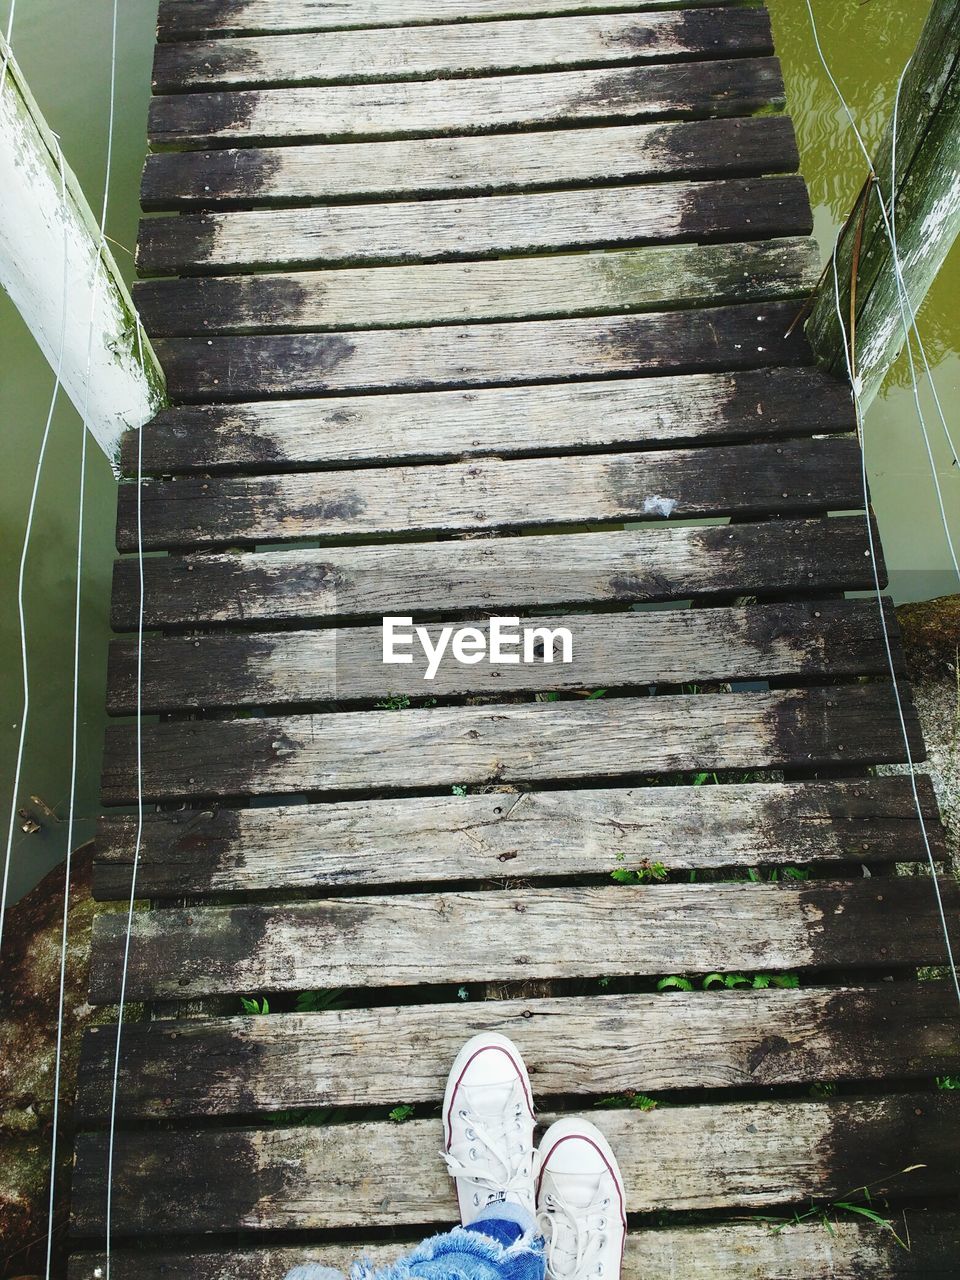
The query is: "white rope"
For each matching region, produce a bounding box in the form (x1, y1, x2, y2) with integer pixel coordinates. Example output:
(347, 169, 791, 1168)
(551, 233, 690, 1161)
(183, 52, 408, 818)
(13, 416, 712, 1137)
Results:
(0, 136, 68, 961)
(103, 312, 147, 1280)
(39, 2, 124, 1274)
(829, 249, 960, 1008)
(0, 0, 17, 95)
(39, 135, 75, 1280)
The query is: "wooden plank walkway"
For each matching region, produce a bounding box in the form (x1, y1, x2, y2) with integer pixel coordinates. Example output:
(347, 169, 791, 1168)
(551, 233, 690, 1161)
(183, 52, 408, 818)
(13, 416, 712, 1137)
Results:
(70, 2, 960, 1277)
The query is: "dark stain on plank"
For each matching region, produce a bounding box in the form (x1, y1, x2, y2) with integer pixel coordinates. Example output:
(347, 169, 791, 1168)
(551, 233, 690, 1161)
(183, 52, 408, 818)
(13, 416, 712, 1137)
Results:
(677, 177, 812, 241)
(620, 8, 772, 56)
(801, 878, 957, 971)
(71, 1128, 287, 1239)
(820, 1092, 960, 1210)
(572, 58, 784, 118)
(764, 683, 924, 769)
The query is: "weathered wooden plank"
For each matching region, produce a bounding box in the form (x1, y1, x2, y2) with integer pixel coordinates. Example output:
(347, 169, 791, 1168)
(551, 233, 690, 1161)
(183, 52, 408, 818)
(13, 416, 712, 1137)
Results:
(71, 1093, 960, 1232)
(115, 438, 862, 551)
(137, 177, 811, 274)
(122, 367, 854, 476)
(110, 516, 884, 630)
(154, 10, 773, 91)
(76, 981, 960, 1120)
(134, 237, 819, 336)
(105, 598, 898, 715)
(147, 59, 786, 147)
(99, 685, 920, 806)
(152, 301, 811, 401)
(156, 0, 748, 41)
(88, 878, 957, 1002)
(67, 1217, 960, 1280)
(91, 775, 946, 900)
(140, 116, 800, 209)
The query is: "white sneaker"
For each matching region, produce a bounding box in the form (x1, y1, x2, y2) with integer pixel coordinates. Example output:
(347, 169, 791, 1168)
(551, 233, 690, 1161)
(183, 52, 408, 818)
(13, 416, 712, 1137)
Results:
(536, 1118, 627, 1280)
(441, 1032, 538, 1225)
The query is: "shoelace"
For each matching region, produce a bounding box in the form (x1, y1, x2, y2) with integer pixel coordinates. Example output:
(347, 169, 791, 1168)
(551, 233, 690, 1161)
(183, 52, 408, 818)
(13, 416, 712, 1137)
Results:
(537, 1185, 612, 1280)
(442, 1094, 538, 1210)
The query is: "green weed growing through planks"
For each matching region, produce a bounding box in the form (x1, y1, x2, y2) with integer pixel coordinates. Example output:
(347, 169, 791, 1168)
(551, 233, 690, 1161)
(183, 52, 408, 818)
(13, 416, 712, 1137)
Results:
(376, 692, 411, 711)
(595, 1092, 659, 1112)
(240, 995, 270, 1015)
(611, 852, 668, 885)
(755, 1166, 926, 1249)
(657, 972, 800, 992)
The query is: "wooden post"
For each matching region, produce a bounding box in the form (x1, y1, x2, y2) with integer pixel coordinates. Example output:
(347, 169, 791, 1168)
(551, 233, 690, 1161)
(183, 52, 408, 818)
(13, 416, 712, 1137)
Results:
(0, 34, 166, 467)
(805, 0, 960, 406)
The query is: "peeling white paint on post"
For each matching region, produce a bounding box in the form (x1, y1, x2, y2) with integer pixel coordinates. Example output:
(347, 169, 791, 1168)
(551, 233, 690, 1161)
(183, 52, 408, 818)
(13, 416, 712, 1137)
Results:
(806, 0, 960, 407)
(0, 35, 166, 466)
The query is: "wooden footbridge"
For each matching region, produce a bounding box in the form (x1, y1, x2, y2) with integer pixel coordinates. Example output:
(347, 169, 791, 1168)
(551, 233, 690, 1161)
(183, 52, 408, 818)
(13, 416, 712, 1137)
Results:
(64, 1, 960, 1276)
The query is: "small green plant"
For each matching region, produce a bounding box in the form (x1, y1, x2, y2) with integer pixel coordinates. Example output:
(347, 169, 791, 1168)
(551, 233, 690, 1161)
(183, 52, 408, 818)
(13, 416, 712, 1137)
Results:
(809, 1082, 839, 1099)
(585, 688, 607, 699)
(390, 1104, 416, 1123)
(657, 975, 694, 992)
(452, 784, 468, 796)
(240, 995, 270, 1015)
(597, 976, 612, 988)
(692, 771, 718, 786)
(595, 1092, 659, 1111)
(757, 1168, 924, 1249)
(937, 1074, 960, 1090)
(295, 988, 347, 1013)
(611, 854, 668, 885)
(376, 693, 411, 711)
(659, 972, 800, 993)
(457, 985, 470, 1000)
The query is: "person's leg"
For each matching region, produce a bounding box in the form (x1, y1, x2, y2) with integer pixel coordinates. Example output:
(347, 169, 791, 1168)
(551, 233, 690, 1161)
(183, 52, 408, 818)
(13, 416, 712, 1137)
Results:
(284, 1032, 544, 1280)
(283, 1040, 631, 1280)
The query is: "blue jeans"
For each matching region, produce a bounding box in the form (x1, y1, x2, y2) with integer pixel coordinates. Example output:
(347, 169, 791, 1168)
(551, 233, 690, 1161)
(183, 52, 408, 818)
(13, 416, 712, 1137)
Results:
(285, 1204, 545, 1280)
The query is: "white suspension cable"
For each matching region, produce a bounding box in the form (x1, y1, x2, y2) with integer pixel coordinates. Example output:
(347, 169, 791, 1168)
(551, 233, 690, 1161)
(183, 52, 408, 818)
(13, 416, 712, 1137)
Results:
(103, 315, 147, 1280)
(804, 0, 960, 581)
(829, 248, 960, 1008)
(42, 140, 91, 1280)
(0, 0, 17, 95)
(41, 2, 124, 1274)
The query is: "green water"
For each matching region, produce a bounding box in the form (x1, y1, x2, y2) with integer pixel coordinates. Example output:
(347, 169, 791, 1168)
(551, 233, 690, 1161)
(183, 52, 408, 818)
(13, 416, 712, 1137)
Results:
(0, 0, 957, 903)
